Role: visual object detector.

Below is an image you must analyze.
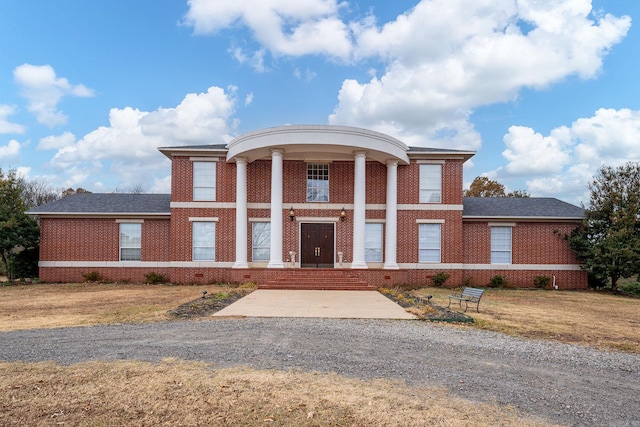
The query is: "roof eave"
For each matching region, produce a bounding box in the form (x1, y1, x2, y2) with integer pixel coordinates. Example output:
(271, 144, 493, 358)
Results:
(463, 215, 583, 222)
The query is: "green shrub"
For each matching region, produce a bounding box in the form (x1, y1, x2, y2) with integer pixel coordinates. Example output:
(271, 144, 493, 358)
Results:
(620, 281, 640, 297)
(533, 275, 551, 289)
(145, 272, 168, 284)
(489, 275, 507, 288)
(82, 271, 103, 282)
(431, 272, 450, 287)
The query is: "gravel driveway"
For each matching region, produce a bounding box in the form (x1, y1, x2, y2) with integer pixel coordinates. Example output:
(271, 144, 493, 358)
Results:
(1, 318, 638, 427)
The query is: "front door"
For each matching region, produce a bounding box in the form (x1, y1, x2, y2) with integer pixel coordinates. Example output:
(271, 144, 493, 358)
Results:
(301, 223, 334, 268)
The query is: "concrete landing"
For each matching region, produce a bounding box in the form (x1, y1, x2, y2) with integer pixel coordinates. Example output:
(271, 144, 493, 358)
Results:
(212, 290, 417, 319)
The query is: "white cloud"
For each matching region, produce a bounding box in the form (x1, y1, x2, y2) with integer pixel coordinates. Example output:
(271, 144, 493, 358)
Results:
(0, 139, 21, 159)
(0, 105, 26, 134)
(184, 0, 353, 60)
(244, 92, 254, 106)
(330, 0, 630, 149)
(47, 86, 238, 191)
(493, 108, 640, 204)
(13, 64, 94, 127)
(37, 131, 76, 150)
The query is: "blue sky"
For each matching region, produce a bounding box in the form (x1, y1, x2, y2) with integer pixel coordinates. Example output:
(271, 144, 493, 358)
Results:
(1, 0, 639, 205)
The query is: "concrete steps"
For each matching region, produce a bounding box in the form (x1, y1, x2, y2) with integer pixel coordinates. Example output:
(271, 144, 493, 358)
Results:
(258, 270, 376, 291)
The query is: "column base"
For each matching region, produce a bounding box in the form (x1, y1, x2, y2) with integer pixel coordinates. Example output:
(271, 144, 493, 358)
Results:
(383, 262, 400, 270)
(232, 261, 249, 269)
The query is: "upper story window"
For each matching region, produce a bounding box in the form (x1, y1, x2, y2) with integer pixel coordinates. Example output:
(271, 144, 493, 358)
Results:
(307, 163, 329, 202)
(491, 226, 512, 264)
(193, 161, 216, 201)
(419, 164, 442, 203)
(119, 223, 141, 261)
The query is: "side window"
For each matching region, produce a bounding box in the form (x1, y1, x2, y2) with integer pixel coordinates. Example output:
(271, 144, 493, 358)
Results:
(418, 223, 441, 263)
(307, 163, 329, 202)
(193, 222, 215, 261)
(491, 226, 512, 264)
(252, 222, 271, 261)
(193, 161, 216, 201)
(120, 223, 141, 261)
(419, 164, 442, 203)
(365, 223, 383, 262)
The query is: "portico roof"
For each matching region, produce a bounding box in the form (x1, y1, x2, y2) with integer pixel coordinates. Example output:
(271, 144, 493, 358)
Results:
(225, 125, 411, 165)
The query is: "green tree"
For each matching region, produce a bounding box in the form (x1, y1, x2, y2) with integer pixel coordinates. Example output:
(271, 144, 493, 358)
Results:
(567, 162, 640, 291)
(0, 169, 40, 279)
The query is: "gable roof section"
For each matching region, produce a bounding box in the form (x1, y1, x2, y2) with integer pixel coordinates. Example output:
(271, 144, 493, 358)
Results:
(27, 193, 171, 217)
(463, 197, 584, 220)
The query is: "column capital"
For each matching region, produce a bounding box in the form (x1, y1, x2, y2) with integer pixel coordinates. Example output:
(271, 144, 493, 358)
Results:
(353, 151, 367, 158)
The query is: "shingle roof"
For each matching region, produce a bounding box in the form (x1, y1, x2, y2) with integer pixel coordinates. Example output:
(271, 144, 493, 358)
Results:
(462, 197, 584, 219)
(27, 193, 584, 220)
(27, 193, 171, 215)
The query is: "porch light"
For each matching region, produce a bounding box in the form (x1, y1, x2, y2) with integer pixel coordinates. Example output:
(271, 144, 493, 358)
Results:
(340, 207, 346, 221)
(289, 207, 295, 221)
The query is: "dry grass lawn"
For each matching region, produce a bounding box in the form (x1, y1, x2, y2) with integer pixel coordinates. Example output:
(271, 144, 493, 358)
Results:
(0, 282, 637, 426)
(0, 282, 212, 331)
(415, 287, 640, 353)
(0, 359, 557, 427)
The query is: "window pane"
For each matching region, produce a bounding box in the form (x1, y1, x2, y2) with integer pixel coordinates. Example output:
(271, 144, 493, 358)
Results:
(193, 222, 215, 261)
(418, 223, 441, 263)
(193, 162, 216, 201)
(307, 164, 329, 202)
(491, 226, 512, 264)
(252, 222, 270, 261)
(419, 164, 442, 203)
(120, 223, 141, 261)
(365, 223, 383, 262)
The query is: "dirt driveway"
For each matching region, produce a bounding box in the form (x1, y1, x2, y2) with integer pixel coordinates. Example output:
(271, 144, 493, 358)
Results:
(1, 317, 638, 427)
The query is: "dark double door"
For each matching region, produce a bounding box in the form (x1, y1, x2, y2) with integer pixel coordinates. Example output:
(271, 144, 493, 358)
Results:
(300, 223, 334, 268)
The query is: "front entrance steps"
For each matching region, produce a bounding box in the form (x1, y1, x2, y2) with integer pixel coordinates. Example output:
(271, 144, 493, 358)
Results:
(258, 269, 377, 291)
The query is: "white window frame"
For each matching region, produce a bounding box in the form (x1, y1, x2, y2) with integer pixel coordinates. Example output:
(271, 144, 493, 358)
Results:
(419, 164, 442, 203)
(491, 226, 512, 264)
(364, 223, 383, 262)
(252, 222, 271, 261)
(193, 161, 216, 201)
(306, 163, 329, 202)
(119, 223, 141, 261)
(418, 223, 441, 263)
(192, 221, 216, 261)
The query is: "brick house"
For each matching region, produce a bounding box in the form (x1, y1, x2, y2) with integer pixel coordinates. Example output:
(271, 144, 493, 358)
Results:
(28, 125, 587, 288)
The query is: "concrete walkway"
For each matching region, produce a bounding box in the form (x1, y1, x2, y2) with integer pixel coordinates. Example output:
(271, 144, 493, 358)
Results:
(212, 290, 417, 319)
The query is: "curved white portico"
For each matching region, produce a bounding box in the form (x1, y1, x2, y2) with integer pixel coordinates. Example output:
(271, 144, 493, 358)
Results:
(226, 125, 410, 165)
(228, 125, 406, 270)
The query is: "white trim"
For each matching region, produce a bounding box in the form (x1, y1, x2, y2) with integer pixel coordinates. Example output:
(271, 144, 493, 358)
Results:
(488, 222, 516, 227)
(188, 217, 219, 222)
(170, 201, 464, 211)
(396, 263, 582, 271)
(189, 157, 220, 161)
(366, 219, 386, 224)
(115, 219, 144, 223)
(416, 219, 445, 224)
(296, 216, 340, 223)
(171, 202, 236, 208)
(464, 216, 582, 221)
(249, 217, 271, 222)
(416, 159, 446, 164)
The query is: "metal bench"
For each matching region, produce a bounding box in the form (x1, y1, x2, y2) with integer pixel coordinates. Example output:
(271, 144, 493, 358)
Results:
(447, 287, 485, 313)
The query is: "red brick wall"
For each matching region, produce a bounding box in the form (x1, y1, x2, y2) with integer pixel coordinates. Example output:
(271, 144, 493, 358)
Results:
(398, 160, 464, 205)
(39, 218, 171, 262)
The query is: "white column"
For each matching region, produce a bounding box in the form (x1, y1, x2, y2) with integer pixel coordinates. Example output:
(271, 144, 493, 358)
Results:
(384, 160, 399, 269)
(233, 158, 249, 268)
(351, 151, 368, 269)
(268, 149, 285, 268)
